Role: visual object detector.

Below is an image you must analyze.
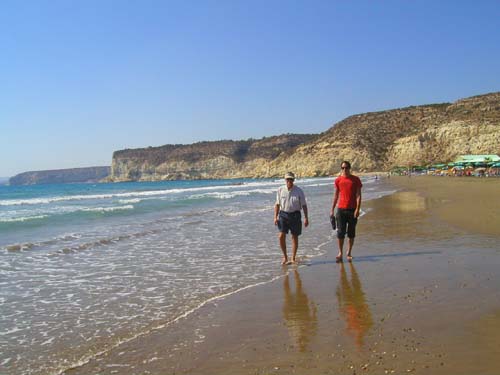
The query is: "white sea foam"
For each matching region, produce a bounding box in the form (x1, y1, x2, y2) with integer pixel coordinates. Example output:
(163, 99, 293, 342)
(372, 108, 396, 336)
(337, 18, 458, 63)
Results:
(0, 215, 48, 223)
(118, 198, 142, 204)
(223, 207, 269, 217)
(190, 187, 276, 200)
(0, 327, 23, 336)
(81, 205, 134, 213)
(1, 358, 11, 366)
(41, 337, 55, 346)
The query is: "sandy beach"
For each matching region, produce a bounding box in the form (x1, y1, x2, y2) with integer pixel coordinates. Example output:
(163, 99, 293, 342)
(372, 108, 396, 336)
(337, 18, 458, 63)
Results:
(67, 176, 500, 375)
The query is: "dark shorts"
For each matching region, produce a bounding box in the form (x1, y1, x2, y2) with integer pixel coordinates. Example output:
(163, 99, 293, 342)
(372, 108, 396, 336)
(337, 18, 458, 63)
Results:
(335, 208, 358, 239)
(277, 211, 302, 236)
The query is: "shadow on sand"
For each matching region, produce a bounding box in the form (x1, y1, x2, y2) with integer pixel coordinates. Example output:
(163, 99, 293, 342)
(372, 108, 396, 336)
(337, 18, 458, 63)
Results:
(306, 250, 441, 266)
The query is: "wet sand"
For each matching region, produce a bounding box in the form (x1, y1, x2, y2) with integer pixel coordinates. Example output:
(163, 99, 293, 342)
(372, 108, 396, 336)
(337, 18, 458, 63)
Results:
(389, 175, 500, 237)
(67, 176, 500, 375)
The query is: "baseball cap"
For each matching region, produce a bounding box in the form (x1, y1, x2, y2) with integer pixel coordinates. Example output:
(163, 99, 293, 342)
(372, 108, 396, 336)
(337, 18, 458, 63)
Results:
(284, 172, 295, 180)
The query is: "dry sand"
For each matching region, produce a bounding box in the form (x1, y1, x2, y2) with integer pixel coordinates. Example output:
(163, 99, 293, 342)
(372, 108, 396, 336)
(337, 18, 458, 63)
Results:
(67, 176, 500, 375)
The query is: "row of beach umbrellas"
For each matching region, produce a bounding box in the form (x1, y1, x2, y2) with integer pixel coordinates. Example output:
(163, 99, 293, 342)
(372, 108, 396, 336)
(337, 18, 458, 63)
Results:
(391, 162, 500, 172)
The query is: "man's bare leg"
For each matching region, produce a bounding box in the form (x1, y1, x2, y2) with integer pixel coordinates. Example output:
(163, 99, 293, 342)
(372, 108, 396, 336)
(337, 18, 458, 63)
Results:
(291, 234, 299, 263)
(337, 238, 344, 262)
(347, 237, 354, 261)
(279, 232, 288, 264)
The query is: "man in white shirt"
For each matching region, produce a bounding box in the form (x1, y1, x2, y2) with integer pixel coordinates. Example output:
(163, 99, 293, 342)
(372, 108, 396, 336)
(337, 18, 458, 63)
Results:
(274, 172, 309, 265)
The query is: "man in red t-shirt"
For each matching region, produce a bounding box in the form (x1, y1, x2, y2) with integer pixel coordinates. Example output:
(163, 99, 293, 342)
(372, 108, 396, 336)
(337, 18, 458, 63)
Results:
(330, 161, 362, 262)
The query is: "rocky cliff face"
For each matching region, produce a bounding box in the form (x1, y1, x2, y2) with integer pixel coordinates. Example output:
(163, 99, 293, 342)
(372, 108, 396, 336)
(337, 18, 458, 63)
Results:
(9, 167, 111, 185)
(110, 92, 500, 180)
(110, 134, 317, 181)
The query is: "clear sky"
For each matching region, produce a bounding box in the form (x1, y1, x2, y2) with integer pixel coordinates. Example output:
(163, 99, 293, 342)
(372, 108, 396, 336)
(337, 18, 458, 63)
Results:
(1, 0, 499, 177)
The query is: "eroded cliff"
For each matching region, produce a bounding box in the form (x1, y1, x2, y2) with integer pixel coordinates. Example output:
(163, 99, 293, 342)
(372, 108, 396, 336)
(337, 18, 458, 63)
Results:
(110, 135, 317, 181)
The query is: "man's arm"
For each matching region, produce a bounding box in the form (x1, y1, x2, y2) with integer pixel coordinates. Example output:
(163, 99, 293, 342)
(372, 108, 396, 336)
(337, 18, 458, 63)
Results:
(330, 188, 339, 217)
(274, 188, 281, 225)
(302, 204, 309, 227)
(354, 185, 362, 218)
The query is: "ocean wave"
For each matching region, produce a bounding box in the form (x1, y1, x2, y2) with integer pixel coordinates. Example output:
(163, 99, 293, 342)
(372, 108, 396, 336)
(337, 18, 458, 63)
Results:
(0, 215, 48, 223)
(0, 178, 337, 207)
(223, 207, 269, 217)
(52, 228, 161, 256)
(0, 205, 135, 225)
(189, 188, 276, 200)
(1, 227, 159, 254)
(0, 177, 365, 207)
(2, 234, 82, 253)
(0, 182, 281, 207)
(118, 198, 142, 204)
(81, 205, 134, 213)
(5, 243, 35, 252)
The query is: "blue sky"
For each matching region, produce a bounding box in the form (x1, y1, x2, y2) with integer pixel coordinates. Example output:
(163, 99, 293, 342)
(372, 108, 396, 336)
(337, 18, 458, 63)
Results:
(1, 0, 499, 177)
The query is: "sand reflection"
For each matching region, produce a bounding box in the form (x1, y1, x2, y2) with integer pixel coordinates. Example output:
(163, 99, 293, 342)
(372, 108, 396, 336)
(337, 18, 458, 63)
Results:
(282, 269, 318, 352)
(336, 262, 373, 349)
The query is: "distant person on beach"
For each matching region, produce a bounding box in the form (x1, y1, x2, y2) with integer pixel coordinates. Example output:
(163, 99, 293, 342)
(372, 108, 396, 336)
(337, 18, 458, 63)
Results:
(274, 172, 309, 265)
(330, 161, 362, 262)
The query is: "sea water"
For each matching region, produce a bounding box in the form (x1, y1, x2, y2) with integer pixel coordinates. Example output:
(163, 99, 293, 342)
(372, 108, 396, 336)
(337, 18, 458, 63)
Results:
(0, 177, 395, 374)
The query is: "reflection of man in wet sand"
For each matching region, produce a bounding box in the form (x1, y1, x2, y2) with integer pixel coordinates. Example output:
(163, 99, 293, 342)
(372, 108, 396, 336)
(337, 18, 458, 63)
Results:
(336, 262, 373, 349)
(283, 269, 317, 352)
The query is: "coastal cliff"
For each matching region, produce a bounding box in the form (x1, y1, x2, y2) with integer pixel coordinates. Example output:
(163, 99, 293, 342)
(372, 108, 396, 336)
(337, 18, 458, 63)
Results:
(9, 167, 111, 186)
(110, 92, 500, 180)
(110, 135, 316, 181)
(271, 92, 500, 176)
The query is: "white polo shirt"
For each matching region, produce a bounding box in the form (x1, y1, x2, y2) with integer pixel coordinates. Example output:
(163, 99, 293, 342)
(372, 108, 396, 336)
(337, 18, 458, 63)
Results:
(276, 185, 307, 213)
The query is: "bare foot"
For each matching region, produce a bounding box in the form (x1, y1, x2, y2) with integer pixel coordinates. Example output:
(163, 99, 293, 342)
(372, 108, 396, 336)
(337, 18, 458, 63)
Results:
(336, 254, 343, 263)
(281, 257, 289, 265)
(347, 255, 353, 262)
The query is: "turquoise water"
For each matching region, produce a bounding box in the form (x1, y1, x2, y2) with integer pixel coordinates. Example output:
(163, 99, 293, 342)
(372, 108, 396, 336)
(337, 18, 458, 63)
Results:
(0, 179, 252, 245)
(0, 177, 395, 374)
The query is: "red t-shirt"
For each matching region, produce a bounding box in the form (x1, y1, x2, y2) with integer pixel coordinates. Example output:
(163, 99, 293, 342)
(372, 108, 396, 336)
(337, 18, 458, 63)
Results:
(335, 175, 362, 209)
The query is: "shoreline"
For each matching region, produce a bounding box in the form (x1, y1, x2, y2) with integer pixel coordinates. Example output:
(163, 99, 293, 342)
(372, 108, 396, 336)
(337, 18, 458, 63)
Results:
(67, 176, 500, 374)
